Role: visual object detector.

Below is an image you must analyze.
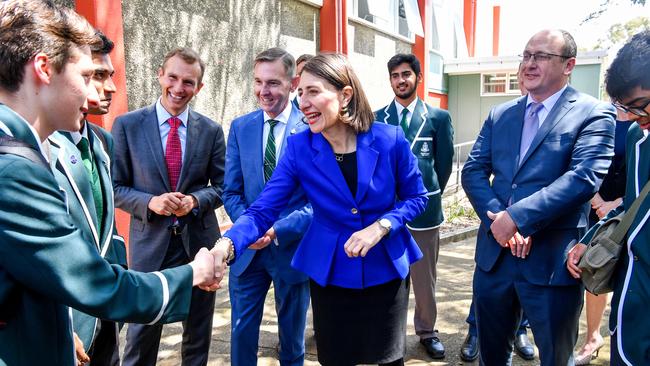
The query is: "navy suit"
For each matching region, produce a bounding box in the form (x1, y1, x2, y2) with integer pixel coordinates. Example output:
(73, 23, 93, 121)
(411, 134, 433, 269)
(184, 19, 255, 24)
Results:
(112, 104, 225, 366)
(461, 86, 615, 365)
(223, 104, 312, 365)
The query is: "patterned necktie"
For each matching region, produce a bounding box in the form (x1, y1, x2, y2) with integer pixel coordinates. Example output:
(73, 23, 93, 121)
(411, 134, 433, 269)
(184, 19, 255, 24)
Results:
(77, 137, 103, 230)
(399, 108, 409, 134)
(165, 117, 183, 190)
(264, 119, 279, 182)
(519, 102, 543, 165)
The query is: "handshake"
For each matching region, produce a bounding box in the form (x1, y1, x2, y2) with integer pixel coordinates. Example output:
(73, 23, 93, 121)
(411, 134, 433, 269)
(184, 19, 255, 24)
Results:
(189, 237, 234, 291)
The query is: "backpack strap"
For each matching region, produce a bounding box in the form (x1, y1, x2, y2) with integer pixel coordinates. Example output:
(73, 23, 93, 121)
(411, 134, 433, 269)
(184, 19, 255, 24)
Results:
(0, 135, 48, 168)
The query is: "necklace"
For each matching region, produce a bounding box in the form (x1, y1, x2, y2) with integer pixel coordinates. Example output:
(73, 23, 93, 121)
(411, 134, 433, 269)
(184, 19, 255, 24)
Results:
(335, 153, 343, 162)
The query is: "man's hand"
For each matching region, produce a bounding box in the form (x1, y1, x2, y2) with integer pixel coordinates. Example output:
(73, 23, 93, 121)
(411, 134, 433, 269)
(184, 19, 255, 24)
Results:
(487, 210, 518, 247)
(249, 227, 276, 250)
(148, 192, 183, 216)
(507, 231, 532, 258)
(595, 198, 622, 219)
(174, 194, 197, 217)
(190, 247, 220, 291)
(591, 192, 605, 210)
(344, 222, 385, 258)
(73, 332, 90, 366)
(566, 242, 588, 279)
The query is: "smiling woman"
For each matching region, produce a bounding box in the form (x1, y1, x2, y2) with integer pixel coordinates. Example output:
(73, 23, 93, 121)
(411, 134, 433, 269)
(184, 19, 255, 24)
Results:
(213, 53, 429, 366)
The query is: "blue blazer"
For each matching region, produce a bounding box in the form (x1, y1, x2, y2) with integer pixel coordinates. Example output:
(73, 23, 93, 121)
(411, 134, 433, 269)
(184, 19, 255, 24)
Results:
(581, 123, 650, 363)
(225, 122, 428, 289)
(462, 86, 615, 286)
(223, 105, 312, 284)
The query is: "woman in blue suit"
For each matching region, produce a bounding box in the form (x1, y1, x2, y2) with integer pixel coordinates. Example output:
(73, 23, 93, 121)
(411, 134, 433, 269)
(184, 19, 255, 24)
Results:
(213, 53, 428, 365)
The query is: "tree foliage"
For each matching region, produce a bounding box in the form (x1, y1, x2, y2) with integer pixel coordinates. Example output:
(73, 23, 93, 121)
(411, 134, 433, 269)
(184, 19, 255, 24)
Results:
(593, 16, 650, 50)
(582, 0, 647, 24)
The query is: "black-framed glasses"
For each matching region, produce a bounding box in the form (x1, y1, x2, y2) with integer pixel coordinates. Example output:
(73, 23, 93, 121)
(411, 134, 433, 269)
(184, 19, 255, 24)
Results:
(519, 52, 572, 63)
(613, 99, 650, 117)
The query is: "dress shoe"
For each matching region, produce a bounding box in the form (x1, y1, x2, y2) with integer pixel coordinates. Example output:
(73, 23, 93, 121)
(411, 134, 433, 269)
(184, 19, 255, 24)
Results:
(420, 337, 445, 359)
(514, 333, 535, 360)
(574, 337, 604, 365)
(460, 333, 479, 362)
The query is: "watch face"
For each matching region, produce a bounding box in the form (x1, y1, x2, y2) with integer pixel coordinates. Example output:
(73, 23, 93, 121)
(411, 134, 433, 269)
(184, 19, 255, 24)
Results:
(380, 219, 391, 230)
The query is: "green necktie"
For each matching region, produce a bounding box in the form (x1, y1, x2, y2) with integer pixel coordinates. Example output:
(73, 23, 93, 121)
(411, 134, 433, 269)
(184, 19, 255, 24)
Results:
(399, 108, 409, 134)
(264, 120, 279, 182)
(77, 137, 103, 230)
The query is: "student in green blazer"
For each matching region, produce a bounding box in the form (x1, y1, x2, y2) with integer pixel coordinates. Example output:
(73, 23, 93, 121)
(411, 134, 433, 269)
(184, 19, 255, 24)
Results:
(0, 2, 220, 365)
(47, 30, 126, 366)
(375, 54, 454, 359)
(568, 30, 650, 366)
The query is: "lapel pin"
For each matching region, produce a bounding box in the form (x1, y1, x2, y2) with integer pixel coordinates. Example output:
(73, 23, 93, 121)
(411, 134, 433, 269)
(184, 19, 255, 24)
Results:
(70, 155, 78, 164)
(290, 128, 297, 135)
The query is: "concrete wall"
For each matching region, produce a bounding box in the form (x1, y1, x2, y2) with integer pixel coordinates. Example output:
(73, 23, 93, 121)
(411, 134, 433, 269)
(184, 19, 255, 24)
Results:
(347, 21, 412, 111)
(121, 0, 319, 133)
(52, 0, 74, 9)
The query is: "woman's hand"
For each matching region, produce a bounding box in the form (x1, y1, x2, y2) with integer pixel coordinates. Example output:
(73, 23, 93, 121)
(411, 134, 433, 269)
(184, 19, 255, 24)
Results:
(596, 198, 623, 219)
(344, 222, 386, 258)
(73, 332, 90, 366)
(566, 242, 588, 279)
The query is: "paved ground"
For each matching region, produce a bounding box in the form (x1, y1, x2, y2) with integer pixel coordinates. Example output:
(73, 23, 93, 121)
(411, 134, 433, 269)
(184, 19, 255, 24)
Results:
(119, 236, 612, 365)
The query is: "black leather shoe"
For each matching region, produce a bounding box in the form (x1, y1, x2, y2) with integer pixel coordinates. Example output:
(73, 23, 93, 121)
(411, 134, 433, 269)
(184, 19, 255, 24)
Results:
(514, 333, 535, 360)
(420, 337, 445, 359)
(460, 333, 479, 362)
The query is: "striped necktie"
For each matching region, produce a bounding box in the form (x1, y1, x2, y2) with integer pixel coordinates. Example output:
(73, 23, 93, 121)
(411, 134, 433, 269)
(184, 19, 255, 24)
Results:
(264, 119, 279, 182)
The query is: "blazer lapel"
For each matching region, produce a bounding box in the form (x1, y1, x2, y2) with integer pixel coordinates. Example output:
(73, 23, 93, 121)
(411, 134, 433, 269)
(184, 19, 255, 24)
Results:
(355, 129, 378, 202)
(382, 102, 399, 126)
(89, 129, 114, 255)
(50, 135, 101, 248)
(243, 111, 265, 190)
(407, 99, 427, 146)
(517, 88, 576, 170)
(143, 105, 171, 191)
(281, 104, 305, 157)
(177, 110, 198, 191)
(311, 133, 356, 204)
(509, 97, 527, 176)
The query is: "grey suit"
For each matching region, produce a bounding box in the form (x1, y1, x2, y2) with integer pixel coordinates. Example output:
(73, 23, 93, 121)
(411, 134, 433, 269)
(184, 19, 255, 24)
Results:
(112, 103, 225, 366)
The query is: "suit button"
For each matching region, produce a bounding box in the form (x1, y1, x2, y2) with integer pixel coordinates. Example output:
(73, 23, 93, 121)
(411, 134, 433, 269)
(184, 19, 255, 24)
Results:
(351, 208, 358, 214)
(634, 256, 639, 261)
(512, 184, 517, 189)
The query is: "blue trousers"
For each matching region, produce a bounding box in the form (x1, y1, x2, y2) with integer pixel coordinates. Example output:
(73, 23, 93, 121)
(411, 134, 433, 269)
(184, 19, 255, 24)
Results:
(229, 247, 310, 366)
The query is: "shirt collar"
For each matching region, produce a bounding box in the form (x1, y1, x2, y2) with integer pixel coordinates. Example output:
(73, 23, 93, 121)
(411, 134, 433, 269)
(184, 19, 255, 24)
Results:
(263, 101, 292, 125)
(156, 97, 189, 127)
(526, 84, 568, 113)
(70, 121, 89, 145)
(395, 98, 418, 118)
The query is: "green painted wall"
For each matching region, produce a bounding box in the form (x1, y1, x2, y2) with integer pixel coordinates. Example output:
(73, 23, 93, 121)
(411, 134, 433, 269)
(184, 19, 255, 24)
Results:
(571, 64, 602, 99)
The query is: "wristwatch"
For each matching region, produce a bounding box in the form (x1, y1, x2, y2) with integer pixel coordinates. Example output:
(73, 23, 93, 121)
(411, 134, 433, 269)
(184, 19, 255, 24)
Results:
(377, 218, 392, 236)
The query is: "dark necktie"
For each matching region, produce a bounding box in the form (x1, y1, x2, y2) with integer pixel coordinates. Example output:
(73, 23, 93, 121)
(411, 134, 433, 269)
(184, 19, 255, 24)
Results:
(165, 117, 183, 190)
(264, 119, 279, 182)
(77, 137, 103, 230)
(399, 108, 409, 134)
(519, 102, 543, 165)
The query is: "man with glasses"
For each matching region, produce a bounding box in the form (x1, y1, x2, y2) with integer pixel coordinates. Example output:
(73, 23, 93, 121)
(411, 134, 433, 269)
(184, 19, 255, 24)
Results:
(462, 29, 615, 365)
(567, 30, 650, 366)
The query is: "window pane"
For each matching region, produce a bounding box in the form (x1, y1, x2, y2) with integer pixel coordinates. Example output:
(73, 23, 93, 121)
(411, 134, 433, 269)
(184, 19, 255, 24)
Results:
(483, 73, 507, 94)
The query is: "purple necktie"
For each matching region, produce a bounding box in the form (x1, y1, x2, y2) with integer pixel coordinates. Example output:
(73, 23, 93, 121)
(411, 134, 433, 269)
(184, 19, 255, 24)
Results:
(519, 102, 543, 165)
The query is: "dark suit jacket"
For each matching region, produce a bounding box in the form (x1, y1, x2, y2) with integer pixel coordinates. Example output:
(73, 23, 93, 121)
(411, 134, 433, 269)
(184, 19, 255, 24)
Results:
(375, 98, 454, 229)
(223, 105, 312, 284)
(112, 104, 225, 271)
(225, 122, 428, 289)
(462, 86, 615, 286)
(0, 104, 192, 366)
